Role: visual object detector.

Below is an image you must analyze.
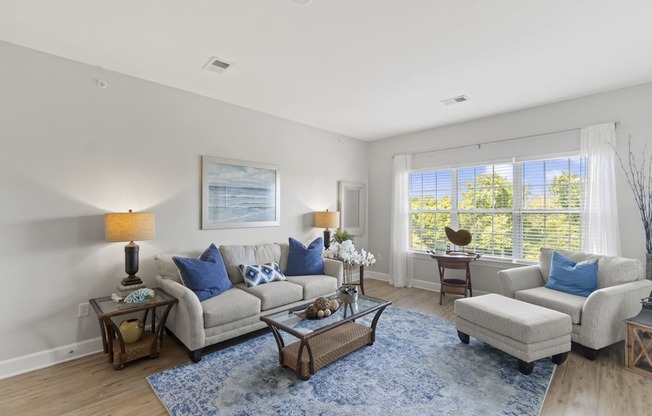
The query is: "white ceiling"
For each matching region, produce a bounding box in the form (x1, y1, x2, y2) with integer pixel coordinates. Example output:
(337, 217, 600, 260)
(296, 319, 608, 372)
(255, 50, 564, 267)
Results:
(2, 0, 652, 141)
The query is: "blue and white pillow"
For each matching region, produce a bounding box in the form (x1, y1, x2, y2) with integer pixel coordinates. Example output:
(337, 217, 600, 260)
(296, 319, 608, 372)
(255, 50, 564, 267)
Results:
(239, 262, 286, 288)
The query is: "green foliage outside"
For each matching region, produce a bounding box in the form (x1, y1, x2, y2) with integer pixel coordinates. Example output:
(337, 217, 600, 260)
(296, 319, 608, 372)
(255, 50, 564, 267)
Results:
(411, 171, 583, 260)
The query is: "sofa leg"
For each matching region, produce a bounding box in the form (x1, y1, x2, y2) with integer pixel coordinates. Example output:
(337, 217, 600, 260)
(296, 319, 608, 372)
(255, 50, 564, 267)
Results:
(518, 360, 534, 375)
(189, 349, 203, 363)
(584, 347, 599, 361)
(457, 330, 470, 344)
(552, 352, 568, 365)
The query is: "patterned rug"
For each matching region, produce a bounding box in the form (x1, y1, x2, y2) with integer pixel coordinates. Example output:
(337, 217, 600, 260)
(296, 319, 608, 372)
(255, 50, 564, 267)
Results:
(148, 307, 555, 415)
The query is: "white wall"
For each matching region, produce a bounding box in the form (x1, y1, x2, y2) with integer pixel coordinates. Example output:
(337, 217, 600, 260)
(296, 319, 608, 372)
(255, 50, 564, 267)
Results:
(368, 82, 652, 293)
(0, 41, 368, 367)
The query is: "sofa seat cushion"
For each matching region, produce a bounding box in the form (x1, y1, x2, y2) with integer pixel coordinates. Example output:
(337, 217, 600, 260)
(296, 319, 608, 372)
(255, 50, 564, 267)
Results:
(515, 286, 586, 324)
(285, 275, 338, 300)
(202, 288, 261, 328)
(235, 281, 303, 310)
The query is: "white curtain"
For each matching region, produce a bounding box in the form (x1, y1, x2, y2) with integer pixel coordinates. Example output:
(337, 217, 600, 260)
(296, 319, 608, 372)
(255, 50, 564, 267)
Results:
(581, 123, 621, 256)
(390, 154, 412, 287)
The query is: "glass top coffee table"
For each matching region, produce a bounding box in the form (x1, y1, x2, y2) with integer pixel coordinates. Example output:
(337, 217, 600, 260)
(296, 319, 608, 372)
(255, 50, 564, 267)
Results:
(260, 293, 391, 380)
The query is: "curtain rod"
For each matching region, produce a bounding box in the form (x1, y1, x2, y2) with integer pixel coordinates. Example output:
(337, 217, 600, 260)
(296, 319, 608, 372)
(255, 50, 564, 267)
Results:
(392, 121, 621, 158)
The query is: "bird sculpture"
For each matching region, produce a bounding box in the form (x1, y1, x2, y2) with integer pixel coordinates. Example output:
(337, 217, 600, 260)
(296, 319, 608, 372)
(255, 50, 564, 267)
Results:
(445, 226, 472, 250)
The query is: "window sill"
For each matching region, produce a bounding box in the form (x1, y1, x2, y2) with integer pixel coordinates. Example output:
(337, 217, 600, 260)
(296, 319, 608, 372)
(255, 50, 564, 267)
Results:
(409, 251, 535, 269)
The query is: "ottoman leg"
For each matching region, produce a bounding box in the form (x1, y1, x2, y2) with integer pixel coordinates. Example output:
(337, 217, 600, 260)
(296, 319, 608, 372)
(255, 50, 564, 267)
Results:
(457, 331, 470, 344)
(552, 352, 568, 365)
(518, 360, 534, 375)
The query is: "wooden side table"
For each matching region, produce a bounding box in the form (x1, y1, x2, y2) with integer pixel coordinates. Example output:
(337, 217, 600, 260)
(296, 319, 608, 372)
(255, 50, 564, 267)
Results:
(89, 287, 177, 369)
(625, 308, 652, 378)
(429, 251, 480, 305)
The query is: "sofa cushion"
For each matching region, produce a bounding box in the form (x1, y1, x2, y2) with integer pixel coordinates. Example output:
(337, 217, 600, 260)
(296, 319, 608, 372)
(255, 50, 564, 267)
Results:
(539, 248, 643, 288)
(285, 275, 338, 299)
(173, 244, 233, 302)
(279, 243, 289, 273)
(155, 251, 202, 284)
(220, 245, 256, 285)
(515, 286, 586, 324)
(235, 281, 303, 310)
(219, 244, 282, 285)
(239, 262, 286, 287)
(285, 237, 324, 276)
(202, 288, 261, 328)
(546, 251, 598, 297)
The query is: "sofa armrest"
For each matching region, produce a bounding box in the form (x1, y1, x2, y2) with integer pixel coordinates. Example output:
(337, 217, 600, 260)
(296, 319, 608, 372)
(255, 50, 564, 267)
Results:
(497, 265, 545, 298)
(580, 279, 652, 349)
(323, 258, 343, 287)
(156, 276, 206, 351)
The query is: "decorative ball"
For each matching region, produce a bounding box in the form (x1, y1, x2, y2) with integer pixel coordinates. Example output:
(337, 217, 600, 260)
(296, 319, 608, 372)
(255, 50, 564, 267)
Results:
(306, 305, 318, 319)
(329, 300, 339, 312)
(313, 297, 330, 311)
(317, 310, 325, 319)
(324, 309, 331, 317)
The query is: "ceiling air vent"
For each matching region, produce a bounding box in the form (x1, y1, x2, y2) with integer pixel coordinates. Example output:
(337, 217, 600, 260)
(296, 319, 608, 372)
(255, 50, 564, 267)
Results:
(442, 95, 470, 106)
(203, 57, 233, 74)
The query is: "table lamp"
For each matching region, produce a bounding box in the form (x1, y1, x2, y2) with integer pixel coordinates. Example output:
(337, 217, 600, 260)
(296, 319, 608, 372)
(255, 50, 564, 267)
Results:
(105, 209, 155, 287)
(314, 210, 340, 249)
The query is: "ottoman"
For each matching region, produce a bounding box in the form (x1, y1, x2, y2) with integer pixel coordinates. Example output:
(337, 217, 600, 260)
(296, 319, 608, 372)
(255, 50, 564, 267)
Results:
(455, 294, 572, 374)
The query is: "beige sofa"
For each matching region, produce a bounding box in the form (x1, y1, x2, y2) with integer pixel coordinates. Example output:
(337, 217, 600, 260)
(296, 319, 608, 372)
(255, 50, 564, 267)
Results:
(498, 248, 652, 359)
(155, 243, 343, 362)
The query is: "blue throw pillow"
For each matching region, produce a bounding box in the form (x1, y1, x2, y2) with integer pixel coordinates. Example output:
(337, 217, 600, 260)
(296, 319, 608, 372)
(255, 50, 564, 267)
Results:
(285, 237, 324, 276)
(239, 262, 286, 288)
(545, 251, 598, 297)
(173, 243, 233, 301)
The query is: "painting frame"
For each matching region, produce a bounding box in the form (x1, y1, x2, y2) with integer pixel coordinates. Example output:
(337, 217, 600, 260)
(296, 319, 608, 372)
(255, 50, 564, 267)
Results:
(201, 156, 280, 229)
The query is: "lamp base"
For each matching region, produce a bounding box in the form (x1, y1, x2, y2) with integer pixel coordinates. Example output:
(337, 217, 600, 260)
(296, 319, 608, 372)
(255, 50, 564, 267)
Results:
(324, 229, 332, 249)
(121, 275, 143, 286)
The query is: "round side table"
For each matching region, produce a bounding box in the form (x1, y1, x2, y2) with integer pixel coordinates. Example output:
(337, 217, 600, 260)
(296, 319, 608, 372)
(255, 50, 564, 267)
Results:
(429, 251, 481, 305)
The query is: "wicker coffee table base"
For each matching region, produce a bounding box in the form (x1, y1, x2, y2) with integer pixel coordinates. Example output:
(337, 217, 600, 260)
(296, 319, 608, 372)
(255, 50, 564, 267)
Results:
(282, 322, 372, 379)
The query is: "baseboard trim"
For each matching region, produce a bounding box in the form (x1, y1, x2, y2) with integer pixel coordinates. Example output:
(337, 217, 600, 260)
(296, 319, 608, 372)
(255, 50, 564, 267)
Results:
(364, 271, 489, 296)
(0, 337, 103, 380)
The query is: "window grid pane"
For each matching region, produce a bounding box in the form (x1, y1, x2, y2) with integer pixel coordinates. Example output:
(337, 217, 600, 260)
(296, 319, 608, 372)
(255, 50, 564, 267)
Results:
(408, 155, 586, 261)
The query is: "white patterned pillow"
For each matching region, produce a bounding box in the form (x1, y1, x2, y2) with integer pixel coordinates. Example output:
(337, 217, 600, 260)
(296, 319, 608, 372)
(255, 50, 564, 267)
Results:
(238, 262, 286, 288)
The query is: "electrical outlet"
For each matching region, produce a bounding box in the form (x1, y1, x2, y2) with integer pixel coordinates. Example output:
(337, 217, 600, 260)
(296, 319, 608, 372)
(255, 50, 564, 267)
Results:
(78, 302, 90, 317)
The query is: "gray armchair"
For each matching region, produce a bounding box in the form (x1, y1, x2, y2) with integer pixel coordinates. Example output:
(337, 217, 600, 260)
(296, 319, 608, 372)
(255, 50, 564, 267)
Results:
(498, 248, 652, 359)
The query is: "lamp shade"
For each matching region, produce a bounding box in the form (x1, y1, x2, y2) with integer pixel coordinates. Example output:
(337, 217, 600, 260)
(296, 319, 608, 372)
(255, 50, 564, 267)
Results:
(105, 210, 155, 242)
(314, 211, 340, 229)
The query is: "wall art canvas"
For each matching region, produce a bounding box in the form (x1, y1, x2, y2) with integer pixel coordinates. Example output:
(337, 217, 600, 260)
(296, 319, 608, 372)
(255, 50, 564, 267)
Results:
(202, 156, 280, 229)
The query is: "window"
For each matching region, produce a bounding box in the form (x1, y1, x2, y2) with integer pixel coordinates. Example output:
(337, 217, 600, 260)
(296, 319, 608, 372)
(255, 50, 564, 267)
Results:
(409, 156, 587, 261)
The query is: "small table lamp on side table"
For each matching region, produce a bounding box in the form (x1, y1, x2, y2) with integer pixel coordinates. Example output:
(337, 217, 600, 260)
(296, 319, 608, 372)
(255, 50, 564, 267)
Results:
(105, 209, 155, 294)
(314, 210, 340, 249)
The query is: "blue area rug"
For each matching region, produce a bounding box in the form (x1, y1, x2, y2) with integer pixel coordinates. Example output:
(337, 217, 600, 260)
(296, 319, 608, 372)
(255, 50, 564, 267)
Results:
(148, 307, 555, 415)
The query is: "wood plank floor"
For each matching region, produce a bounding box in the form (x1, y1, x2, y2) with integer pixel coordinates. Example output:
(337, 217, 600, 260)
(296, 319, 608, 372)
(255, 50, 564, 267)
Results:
(1, 279, 650, 415)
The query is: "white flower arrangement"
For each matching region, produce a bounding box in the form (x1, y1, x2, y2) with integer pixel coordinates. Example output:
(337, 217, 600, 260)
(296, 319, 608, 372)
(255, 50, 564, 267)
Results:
(323, 241, 376, 292)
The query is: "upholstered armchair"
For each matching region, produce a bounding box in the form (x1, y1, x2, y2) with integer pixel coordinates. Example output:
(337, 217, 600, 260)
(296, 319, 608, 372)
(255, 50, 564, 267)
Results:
(498, 248, 652, 359)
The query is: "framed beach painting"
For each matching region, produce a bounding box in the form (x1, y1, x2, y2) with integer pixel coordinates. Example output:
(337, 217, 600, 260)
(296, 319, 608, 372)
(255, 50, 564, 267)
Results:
(202, 156, 280, 229)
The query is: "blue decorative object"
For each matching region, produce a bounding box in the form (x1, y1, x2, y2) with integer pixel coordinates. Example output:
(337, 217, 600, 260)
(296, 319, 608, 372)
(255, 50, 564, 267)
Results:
(124, 288, 155, 304)
(546, 251, 599, 297)
(173, 243, 233, 302)
(147, 307, 554, 415)
(239, 262, 286, 288)
(285, 237, 324, 276)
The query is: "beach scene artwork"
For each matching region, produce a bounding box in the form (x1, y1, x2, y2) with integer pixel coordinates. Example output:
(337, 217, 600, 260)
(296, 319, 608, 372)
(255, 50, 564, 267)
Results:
(203, 157, 279, 229)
